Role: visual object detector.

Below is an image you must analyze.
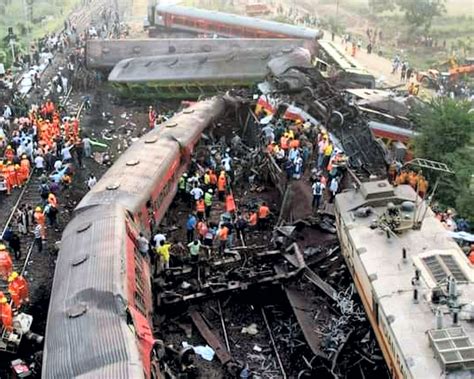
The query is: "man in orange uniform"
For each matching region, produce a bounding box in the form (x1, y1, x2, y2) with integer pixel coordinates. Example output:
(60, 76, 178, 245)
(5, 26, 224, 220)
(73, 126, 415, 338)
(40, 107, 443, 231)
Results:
(0, 244, 13, 280)
(215, 224, 229, 254)
(226, 193, 236, 214)
(4, 145, 14, 162)
(6, 162, 17, 189)
(18, 156, 30, 186)
(8, 272, 29, 309)
(1, 161, 12, 195)
(0, 292, 13, 331)
(34, 207, 46, 239)
(258, 202, 271, 230)
(196, 198, 205, 221)
(209, 170, 217, 190)
(217, 171, 226, 202)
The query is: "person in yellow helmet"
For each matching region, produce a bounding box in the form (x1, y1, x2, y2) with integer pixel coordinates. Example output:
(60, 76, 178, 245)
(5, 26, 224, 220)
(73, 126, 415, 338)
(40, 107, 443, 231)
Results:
(8, 272, 29, 309)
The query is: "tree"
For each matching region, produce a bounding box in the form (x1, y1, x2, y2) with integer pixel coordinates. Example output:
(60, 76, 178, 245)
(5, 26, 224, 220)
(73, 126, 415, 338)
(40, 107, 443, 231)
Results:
(368, 0, 396, 14)
(396, 0, 446, 33)
(412, 98, 474, 223)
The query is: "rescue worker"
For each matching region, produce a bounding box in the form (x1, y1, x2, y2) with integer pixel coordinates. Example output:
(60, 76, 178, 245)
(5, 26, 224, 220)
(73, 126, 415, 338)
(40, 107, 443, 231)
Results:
(323, 142, 333, 170)
(187, 240, 201, 263)
(0, 244, 13, 280)
(418, 175, 428, 198)
(8, 272, 29, 309)
(204, 189, 213, 219)
(34, 207, 46, 238)
(217, 171, 227, 202)
(156, 240, 171, 271)
(396, 170, 408, 185)
(4, 145, 14, 162)
(248, 210, 258, 230)
(258, 202, 270, 230)
(178, 173, 187, 201)
(209, 170, 217, 190)
(0, 292, 13, 331)
(196, 198, 206, 220)
(215, 224, 229, 254)
(225, 193, 236, 214)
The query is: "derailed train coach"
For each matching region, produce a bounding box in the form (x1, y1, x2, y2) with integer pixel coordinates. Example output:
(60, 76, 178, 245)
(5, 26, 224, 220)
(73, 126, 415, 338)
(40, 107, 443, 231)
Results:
(149, 4, 323, 41)
(42, 98, 226, 378)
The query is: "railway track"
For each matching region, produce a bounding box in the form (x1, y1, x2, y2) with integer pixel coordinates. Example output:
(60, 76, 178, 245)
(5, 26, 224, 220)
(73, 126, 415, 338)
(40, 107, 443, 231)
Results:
(0, 173, 43, 294)
(0, 98, 86, 296)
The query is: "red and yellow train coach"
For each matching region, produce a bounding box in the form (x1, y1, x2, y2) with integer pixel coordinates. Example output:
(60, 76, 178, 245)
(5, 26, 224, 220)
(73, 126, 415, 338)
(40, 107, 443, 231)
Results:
(42, 98, 226, 378)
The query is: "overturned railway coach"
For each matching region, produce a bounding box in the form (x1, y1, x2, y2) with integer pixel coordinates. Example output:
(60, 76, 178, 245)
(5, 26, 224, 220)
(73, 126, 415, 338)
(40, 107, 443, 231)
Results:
(42, 98, 226, 378)
(150, 4, 323, 41)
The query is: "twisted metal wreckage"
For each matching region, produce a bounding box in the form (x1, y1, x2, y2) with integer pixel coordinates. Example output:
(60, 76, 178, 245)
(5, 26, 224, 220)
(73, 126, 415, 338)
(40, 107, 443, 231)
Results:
(149, 51, 389, 377)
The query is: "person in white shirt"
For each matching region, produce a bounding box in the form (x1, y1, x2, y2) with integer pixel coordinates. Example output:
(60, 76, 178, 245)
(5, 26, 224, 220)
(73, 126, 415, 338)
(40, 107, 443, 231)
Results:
(329, 177, 339, 203)
(137, 233, 150, 257)
(34, 155, 45, 173)
(61, 144, 73, 162)
(190, 186, 204, 201)
(87, 174, 97, 190)
(153, 232, 166, 248)
(311, 179, 326, 209)
(54, 160, 62, 171)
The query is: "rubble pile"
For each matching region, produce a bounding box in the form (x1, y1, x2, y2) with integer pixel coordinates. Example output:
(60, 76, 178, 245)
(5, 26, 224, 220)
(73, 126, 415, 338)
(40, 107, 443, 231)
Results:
(150, 104, 389, 378)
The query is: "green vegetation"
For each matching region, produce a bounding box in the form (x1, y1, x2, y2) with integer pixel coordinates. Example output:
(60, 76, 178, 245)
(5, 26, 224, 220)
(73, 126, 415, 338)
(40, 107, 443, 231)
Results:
(322, 0, 473, 70)
(412, 99, 474, 222)
(0, 0, 81, 68)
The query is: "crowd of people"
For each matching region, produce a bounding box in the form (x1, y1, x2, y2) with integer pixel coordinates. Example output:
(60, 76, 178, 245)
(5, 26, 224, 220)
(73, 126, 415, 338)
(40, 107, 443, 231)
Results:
(137, 99, 351, 276)
(0, 96, 89, 332)
(141, 151, 273, 274)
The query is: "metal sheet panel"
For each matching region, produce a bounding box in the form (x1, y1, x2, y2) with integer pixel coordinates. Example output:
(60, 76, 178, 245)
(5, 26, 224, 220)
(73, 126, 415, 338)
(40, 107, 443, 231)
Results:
(86, 38, 313, 69)
(42, 205, 144, 379)
(108, 49, 286, 83)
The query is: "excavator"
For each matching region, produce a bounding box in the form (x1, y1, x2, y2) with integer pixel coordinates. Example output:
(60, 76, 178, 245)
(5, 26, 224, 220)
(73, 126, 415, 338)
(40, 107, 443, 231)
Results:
(417, 55, 474, 88)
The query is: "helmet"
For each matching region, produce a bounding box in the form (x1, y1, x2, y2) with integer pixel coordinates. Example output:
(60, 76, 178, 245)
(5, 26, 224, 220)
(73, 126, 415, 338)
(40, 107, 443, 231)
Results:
(0, 244, 6, 250)
(208, 189, 213, 194)
(183, 173, 188, 178)
(0, 292, 6, 303)
(35, 206, 42, 212)
(8, 272, 18, 282)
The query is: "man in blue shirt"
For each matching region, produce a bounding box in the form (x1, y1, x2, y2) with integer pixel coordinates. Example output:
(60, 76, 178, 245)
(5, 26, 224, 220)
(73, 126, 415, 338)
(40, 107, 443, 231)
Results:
(186, 213, 197, 243)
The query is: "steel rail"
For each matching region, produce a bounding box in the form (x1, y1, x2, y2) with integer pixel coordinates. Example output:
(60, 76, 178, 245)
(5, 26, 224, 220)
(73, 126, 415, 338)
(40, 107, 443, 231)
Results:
(261, 306, 287, 379)
(217, 299, 231, 354)
(1, 169, 35, 238)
